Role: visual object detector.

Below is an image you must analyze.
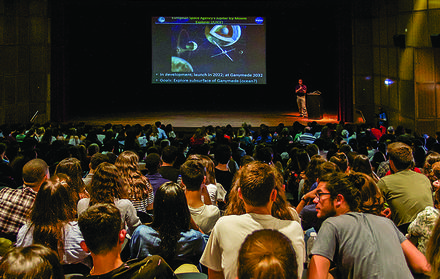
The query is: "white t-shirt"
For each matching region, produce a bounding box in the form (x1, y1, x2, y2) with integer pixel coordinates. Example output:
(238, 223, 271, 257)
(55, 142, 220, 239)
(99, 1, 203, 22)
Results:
(189, 204, 221, 234)
(200, 213, 305, 279)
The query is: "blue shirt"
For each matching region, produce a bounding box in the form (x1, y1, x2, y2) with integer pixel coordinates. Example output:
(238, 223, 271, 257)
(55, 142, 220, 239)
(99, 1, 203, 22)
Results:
(145, 173, 169, 195)
(130, 225, 208, 270)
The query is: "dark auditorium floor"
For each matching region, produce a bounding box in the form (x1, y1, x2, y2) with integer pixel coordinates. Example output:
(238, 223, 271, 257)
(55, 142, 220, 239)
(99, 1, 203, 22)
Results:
(69, 110, 338, 129)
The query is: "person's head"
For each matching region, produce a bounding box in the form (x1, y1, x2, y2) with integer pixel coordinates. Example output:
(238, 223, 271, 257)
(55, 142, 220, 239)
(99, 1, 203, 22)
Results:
(145, 153, 161, 175)
(254, 144, 274, 164)
(87, 143, 100, 156)
(78, 203, 125, 255)
(214, 144, 232, 164)
(30, 174, 77, 251)
(298, 79, 303, 85)
(387, 142, 414, 172)
(235, 161, 279, 208)
(349, 172, 385, 215)
(90, 162, 125, 205)
(151, 182, 191, 261)
(329, 152, 349, 173)
(22, 159, 49, 189)
(89, 152, 110, 171)
(180, 160, 205, 192)
(238, 229, 298, 279)
(0, 244, 64, 279)
(115, 150, 140, 174)
(351, 154, 374, 176)
(161, 146, 178, 164)
(55, 157, 86, 197)
(314, 172, 361, 219)
(152, 182, 191, 230)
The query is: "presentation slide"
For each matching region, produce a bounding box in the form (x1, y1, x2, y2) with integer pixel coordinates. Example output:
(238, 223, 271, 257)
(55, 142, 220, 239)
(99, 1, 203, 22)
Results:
(152, 16, 266, 84)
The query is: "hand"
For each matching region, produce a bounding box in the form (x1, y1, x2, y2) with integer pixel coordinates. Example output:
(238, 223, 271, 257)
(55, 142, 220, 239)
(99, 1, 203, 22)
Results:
(381, 207, 392, 219)
(433, 180, 440, 191)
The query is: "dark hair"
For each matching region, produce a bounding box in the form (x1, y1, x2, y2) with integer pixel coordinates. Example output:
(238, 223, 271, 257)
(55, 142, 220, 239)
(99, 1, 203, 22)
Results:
(325, 172, 362, 212)
(238, 229, 298, 279)
(90, 153, 110, 170)
(55, 157, 86, 201)
(214, 144, 232, 164)
(180, 160, 205, 191)
(329, 152, 348, 172)
(161, 146, 178, 164)
(235, 161, 278, 207)
(349, 172, 385, 215)
(151, 182, 191, 261)
(29, 174, 77, 254)
(145, 153, 161, 175)
(89, 162, 125, 205)
(78, 203, 122, 255)
(0, 244, 64, 279)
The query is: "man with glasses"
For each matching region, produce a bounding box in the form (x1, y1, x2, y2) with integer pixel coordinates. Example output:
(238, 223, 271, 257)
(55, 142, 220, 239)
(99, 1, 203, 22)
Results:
(308, 172, 430, 279)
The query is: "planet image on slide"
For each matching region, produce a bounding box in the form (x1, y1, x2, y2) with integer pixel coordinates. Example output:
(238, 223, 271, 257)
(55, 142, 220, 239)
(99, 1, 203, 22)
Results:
(171, 56, 194, 72)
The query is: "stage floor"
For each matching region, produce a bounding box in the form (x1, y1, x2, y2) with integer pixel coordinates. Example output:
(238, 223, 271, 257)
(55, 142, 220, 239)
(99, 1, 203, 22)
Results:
(69, 110, 338, 128)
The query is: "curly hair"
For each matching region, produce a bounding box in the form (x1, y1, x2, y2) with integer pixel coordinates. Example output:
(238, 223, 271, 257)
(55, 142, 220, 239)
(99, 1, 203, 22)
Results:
(89, 162, 126, 205)
(115, 151, 153, 202)
(349, 172, 385, 215)
(325, 172, 362, 212)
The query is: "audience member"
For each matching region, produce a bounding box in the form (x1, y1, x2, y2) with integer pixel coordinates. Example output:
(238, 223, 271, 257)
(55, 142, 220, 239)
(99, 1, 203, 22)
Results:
(159, 145, 180, 182)
(187, 154, 227, 207)
(180, 160, 220, 234)
(351, 154, 380, 182)
(200, 161, 305, 279)
(115, 151, 154, 213)
(214, 144, 234, 194)
(329, 152, 349, 173)
(16, 174, 90, 268)
(377, 142, 433, 226)
(0, 159, 49, 241)
(226, 171, 300, 223)
(144, 153, 169, 195)
(407, 188, 440, 255)
(55, 157, 89, 200)
(83, 153, 110, 192)
(130, 182, 207, 270)
(77, 203, 174, 278)
(308, 172, 430, 278)
(237, 229, 298, 279)
(0, 244, 64, 279)
(426, 218, 440, 279)
(77, 162, 141, 235)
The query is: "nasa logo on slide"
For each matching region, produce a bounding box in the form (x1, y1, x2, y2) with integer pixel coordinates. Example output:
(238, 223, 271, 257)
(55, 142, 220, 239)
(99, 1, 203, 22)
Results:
(255, 17, 263, 24)
(158, 17, 165, 23)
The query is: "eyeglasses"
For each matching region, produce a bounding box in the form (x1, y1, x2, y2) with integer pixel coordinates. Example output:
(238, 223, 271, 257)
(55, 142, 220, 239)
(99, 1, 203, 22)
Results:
(315, 192, 332, 202)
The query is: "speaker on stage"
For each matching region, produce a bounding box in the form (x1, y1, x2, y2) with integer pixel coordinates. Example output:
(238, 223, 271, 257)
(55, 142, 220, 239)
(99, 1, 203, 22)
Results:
(307, 93, 323, 119)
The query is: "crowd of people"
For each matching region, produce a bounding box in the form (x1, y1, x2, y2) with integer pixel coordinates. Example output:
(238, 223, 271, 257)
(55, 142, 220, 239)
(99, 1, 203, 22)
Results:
(0, 119, 439, 278)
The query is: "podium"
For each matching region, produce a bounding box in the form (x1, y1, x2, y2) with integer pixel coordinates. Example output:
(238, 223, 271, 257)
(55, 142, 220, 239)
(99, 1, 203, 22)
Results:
(307, 92, 323, 119)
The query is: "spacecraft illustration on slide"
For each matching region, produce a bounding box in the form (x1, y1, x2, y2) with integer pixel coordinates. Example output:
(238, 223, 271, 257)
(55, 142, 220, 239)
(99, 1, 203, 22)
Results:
(171, 24, 242, 72)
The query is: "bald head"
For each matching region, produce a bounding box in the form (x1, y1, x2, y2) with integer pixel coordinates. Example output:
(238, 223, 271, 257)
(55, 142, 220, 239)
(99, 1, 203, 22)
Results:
(22, 159, 49, 189)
